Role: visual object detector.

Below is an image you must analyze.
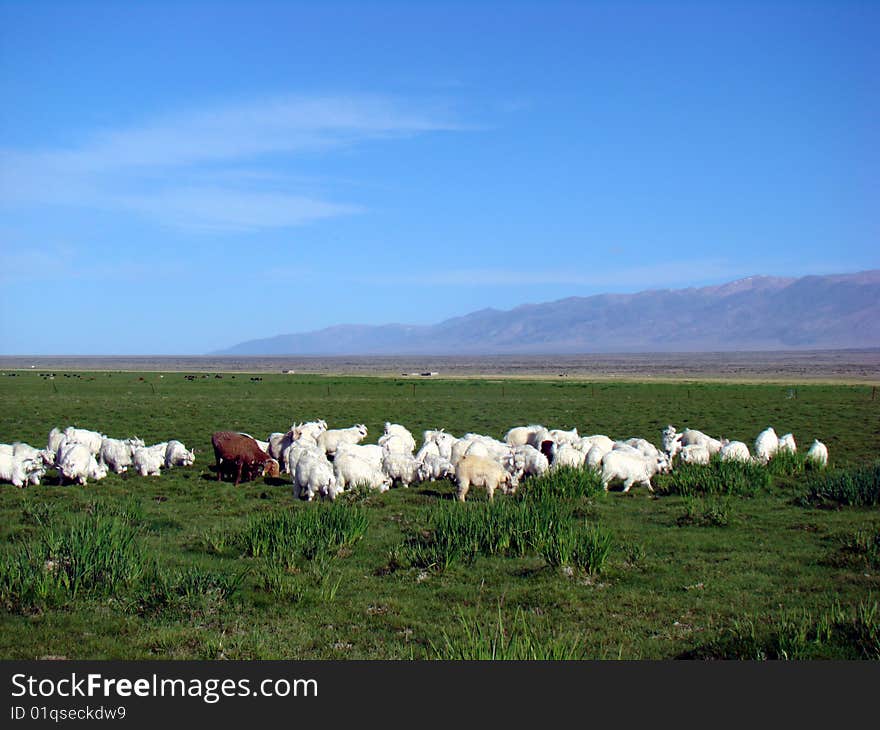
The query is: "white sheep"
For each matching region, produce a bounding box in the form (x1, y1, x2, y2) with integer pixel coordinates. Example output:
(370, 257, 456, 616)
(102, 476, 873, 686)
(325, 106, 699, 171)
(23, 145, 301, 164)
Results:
(57, 442, 108, 485)
(679, 443, 711, 465)
(422, 429, 457, 460)
(99, 437, 144, 474)
(378, 433, 414, 455)
(504, 425, 545, 447)
(754, 427, 779, 463)
(132, 443, 167, 477)
(586, 441, 614, 470)
(293, 448, 337, 501)
(552, 443, 587, 470)
(778, 433, 797, 454)
(548, 427, 579, 445)
(601, 450, 666, 493)
(0, 445, 46, 487)
(417, 453, 456, 482)
(455, 454, 514, 502)
(512, 444, 549, 479)
(317, 424, 368, 458)
(382, 451, 421, 488)
(338, 442, 385, 470)
(661, 425, 684, 459)
(164, 440, 195, 468)
(720, 440, 752, 463)
(292, 420, 328, 442)
(621, 437, 664, 460)
(680, 428, 724, 456)
(380, 422, 416, 453)
(333, 450, 391, 493)
(63, 426, 106, 456)
(806, 439, 829, 468)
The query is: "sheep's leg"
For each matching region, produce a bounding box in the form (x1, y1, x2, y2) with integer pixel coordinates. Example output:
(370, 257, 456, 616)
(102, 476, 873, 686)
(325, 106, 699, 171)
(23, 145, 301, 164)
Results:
(643, 478, 654, 493)
(234, 460, 244, 486)
(622, 477, 635, 493)
(216, 455, 223, 481)
(457, 479, 469, 502)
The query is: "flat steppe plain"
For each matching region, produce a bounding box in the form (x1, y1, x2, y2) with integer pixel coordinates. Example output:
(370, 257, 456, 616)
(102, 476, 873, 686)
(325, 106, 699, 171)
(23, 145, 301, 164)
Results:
(0, 358, 878, 660)
(2, 349, 879, 382)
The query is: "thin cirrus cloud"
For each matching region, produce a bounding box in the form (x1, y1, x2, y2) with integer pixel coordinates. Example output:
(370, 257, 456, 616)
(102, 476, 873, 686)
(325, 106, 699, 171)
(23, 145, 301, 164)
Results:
(0, 94, 465, 232)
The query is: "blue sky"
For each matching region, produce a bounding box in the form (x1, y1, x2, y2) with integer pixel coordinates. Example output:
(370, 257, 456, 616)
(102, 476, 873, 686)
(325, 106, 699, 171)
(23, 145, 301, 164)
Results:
(1, 0, 877, 354)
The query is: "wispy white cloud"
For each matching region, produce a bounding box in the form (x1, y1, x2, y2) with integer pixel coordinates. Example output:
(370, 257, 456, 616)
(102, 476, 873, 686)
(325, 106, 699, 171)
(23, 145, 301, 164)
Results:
(0, 94, 465, 232)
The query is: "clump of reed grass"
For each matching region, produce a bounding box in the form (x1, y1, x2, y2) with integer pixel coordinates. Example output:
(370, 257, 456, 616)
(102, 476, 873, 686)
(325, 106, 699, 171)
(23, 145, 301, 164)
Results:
(798, 464, 880, 507)
(429, 605, 585, 660)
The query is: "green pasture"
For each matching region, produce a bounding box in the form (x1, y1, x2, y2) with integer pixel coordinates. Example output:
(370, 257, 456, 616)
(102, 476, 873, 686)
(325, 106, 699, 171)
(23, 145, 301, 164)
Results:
(0, 370, 878, 659)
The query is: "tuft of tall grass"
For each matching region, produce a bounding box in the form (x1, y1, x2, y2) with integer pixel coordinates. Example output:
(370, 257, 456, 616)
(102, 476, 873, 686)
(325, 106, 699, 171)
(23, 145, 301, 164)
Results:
(835, 527, 880, 569)
(402, 498, 612, 574)
(655, 457, 770, 497)
(681, 600, 880, 660)
(534, 522, 614, 574)
(677, 494, 733, 527)
(0, 515, 146, 612)
(798, 464, 880, 507)
(521, 466, 604, 501)
(765, 450, 808, 478)
(429, 606, 585, 660)
(133, 565, 247, 617)
(234, 504, 369, 567)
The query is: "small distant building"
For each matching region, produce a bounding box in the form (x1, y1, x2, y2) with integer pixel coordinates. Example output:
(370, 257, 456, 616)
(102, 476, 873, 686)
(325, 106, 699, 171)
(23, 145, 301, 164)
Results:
(283, 369, 296, 374)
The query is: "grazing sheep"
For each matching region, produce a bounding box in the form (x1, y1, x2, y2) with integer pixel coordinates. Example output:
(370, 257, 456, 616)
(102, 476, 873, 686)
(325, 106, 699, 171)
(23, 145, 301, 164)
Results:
(56, 442, 108, 485)
(679, 428, 724, 456)
(548, 427, 580, 446)
(338, 442, 385, 470)
(504, 425, 546, 447)
(382, 451, 421, 488)
(268, 430, 297, 463)
(621, 437, 664, 460)
(378, 433, 414, 455)
(512, 444, 549, 479)
(333, 450, 391, 493)
(293, 448, 337, 501)
(417, 453, 456, 482)
(164, 440, 195, 468)
(778, 433, 797, 454)
(317, 424, 368, 459)
(454, 454, 514, 502)
(0, 445, 46, 487)
(422, 429, 457, 460)
(679, 443, 711, 465)
(661, 425, 684, 459)
(132, 443, 168, 477)
(380, 422, 416, 453)
(720, 440, 752, 463)
(291, 420, 329, 442)
(99, 437, 145, 474)
(552, 443, 587, 470)
(212, 431, 279, 485)
(806, 439, 829, 468)
(754, 427, 779, 463)
(601, 450, 666, 493)
(63, 426, 106, 456)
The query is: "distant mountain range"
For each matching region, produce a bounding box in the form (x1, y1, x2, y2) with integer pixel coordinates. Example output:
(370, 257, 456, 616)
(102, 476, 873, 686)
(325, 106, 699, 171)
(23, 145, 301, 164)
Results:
(214, 270, 880, 355)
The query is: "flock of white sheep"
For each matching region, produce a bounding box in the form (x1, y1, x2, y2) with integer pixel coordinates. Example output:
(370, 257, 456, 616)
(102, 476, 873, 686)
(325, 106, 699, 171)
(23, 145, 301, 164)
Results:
(257, 420, 830, 501)
(1, 420, 829, 502)
(0, 426, 195, 488)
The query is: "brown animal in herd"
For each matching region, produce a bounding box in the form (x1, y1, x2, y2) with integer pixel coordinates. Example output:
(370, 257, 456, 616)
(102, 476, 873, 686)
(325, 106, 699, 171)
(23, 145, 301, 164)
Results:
(211, 431, 280, 486)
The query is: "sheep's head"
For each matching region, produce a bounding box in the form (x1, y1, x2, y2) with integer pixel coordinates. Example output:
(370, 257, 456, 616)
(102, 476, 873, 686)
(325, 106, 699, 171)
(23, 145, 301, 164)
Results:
(262, 459, 281, 478)
(356, 424, 368, 438)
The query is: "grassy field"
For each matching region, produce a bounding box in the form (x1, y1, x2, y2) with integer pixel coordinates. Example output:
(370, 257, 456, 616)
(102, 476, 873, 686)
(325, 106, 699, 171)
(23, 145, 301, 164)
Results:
(0, 370, 878, 659)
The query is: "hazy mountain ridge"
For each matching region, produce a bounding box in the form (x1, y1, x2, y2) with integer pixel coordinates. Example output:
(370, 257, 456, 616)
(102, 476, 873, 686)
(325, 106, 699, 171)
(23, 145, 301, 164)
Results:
(214, 270, 880, 355)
